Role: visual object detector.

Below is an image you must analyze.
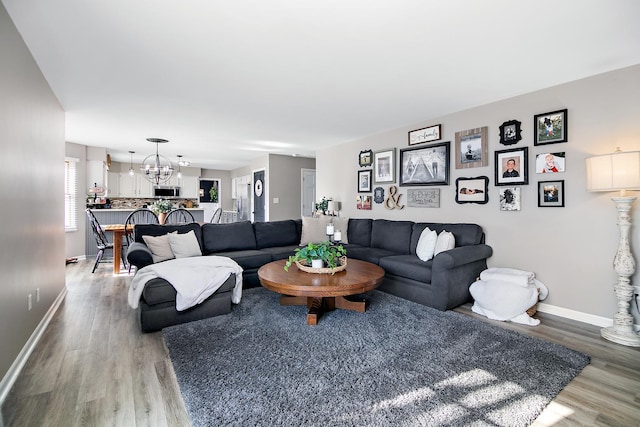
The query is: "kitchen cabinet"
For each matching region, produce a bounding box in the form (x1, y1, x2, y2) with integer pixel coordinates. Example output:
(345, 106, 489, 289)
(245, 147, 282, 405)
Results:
(119, 172, 153, 197)
(181, 176, 199, 198)
(107, 172, 119, 197)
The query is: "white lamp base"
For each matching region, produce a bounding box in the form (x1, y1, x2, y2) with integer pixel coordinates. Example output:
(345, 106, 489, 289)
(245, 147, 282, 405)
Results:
(601, 196, 640, 347)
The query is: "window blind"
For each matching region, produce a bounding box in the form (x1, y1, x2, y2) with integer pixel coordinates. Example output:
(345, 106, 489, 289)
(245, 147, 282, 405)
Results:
(65, 158, 79, 231)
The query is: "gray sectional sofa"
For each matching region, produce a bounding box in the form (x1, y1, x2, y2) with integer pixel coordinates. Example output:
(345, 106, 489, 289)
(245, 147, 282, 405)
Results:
(127, 218, 492, 331)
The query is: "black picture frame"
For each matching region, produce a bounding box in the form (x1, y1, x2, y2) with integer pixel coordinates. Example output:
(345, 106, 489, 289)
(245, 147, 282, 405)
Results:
(538, 180, 565, 207)
(357, 169, 372, 193)
(399, 141, 450, 186)
(455, 176, 489, 204)
(499, 120, 522, 145)
(359, 150, 373, 167)
(495, 147, 528, 186)
(534, 109, 568, 145)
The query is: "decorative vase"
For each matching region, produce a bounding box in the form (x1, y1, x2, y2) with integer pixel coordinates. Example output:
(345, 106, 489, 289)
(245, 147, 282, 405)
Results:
(311, 259, 323, 269)
(158, 212, 167, 224)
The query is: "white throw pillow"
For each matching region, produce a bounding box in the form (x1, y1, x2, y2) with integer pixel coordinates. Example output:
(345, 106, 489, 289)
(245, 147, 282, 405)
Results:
(434, 231, 456, 256)
(167, 230, 202, 258)
(300, 216, 331, 245)
(416, 227, 438, 261)
(142, 233, 175, 263)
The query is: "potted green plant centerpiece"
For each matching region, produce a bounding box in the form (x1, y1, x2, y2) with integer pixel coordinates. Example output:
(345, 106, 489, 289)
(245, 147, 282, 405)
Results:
(151, 199, 173, 224)
(284, 241, 347, 274)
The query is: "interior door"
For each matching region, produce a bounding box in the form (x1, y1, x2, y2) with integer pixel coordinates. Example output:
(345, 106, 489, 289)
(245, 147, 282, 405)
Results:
(301, 168, 316, 217)
(253, 169, 265, 222)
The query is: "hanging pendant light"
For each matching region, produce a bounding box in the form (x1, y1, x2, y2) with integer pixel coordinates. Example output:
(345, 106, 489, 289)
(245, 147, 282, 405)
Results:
(128, 151, 135, 176)
(176, 155, 183, 180)
(140, 138, 174, 186)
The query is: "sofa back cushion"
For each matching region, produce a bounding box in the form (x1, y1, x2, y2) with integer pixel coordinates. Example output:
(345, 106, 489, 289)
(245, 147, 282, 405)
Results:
(411, 223, 484, 254)
(135, 223, 203, 252)
(347, 218, 372, 247)
(371, 219, 414, 254)
(254, 220, 300, 249)
(202, 221, 257, 254)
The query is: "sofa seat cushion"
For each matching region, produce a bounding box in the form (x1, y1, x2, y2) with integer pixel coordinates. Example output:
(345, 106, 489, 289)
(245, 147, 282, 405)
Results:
(212, 250, 272, 270)
(344, 246, 399, 265)
(379, 255, 433, 283)
(142, 275, 236, 306)
(259, 245, 299, 261)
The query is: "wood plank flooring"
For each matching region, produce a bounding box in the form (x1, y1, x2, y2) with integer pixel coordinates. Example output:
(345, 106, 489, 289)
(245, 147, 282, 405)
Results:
(2, 260, 639, 426)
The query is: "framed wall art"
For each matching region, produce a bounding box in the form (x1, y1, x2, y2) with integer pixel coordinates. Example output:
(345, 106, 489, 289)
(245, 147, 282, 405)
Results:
(373, 148, 396, 183)
(359, 149, 373, 167)
(455, 126, 488, 169)
(499, 187, 521, 211)
(357, 169, 372, 192)
(373, 187, 385, 204)
(356, 195, 372, 210)
(499, 120, 522, 145)
(408, 124, 441, 145)
(399, 141, 450, 186)
(455, 176, 489, 204)
(406, 188, 440, 208)
(534, 109, 568, 145)
(538, 180, 565, 207)
(495, 147, 528, 186)
(535, 152, 565, 174)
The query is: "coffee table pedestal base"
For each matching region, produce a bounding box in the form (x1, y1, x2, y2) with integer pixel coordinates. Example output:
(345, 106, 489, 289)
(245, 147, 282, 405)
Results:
(280, 295, 366, 325)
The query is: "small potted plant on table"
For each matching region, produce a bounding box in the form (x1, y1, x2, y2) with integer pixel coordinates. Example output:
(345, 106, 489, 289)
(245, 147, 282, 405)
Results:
(284, 241, 347, 274)
(151, 199, 173, 224)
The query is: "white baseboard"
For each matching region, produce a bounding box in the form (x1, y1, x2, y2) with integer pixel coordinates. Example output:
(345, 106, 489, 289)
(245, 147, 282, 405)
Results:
(0, 287, 67, 406)
(538, 302, 615, 328)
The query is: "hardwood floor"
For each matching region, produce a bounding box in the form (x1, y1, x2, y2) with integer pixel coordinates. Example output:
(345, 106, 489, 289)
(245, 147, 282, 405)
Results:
(2, 260, 639, 426)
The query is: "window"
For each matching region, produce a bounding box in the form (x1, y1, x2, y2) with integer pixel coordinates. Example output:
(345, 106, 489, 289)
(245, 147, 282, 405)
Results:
(65, 158, 79, 231)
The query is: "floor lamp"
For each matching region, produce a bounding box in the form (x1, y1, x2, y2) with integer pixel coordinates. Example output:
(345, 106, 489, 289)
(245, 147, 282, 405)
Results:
(586, 148, 640, 346)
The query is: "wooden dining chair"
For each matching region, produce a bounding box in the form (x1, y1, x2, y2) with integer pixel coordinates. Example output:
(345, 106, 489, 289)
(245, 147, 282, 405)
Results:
(164, 208, 195, 224)
(86, 208, 114, 273)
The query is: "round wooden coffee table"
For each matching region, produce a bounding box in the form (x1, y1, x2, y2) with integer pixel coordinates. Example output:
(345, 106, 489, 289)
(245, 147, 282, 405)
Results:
(258, 259, 384, 325)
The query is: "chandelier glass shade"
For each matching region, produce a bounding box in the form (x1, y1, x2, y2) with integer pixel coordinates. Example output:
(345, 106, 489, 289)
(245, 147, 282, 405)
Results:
(141, 138, 174, 186)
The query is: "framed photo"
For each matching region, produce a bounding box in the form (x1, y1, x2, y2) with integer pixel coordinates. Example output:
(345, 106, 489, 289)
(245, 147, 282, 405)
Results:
(534, 109, 568, 145)
(357, 169, 372, 192)
(455, 176, 489, 204)
(495, 147, 528, 186)
(399, 141, 450, 186)
(455, 127, 488, 169)
(536, 152, 565, 174)
(538, 180, 565, 207)
(356, 195, 372, 210)
(373, 148, 396, 183)
(499, 120, 522, 145)
(407, 188, 440, 208)
(373, 187, 385, 204)
(359, 149, 373, 167)
(499, 187, 521, 211)
(408, 124, 441, 145)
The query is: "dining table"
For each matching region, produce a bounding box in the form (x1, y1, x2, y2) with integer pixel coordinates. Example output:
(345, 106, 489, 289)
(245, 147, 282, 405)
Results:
(103, 224, 134, 275)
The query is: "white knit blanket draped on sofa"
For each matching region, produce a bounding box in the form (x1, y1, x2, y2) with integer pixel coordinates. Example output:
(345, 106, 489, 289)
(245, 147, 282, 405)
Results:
(128, 256, 243, 311)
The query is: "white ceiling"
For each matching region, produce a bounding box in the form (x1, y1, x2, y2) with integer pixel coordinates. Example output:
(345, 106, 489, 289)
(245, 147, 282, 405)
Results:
(4, 0, 640, 170)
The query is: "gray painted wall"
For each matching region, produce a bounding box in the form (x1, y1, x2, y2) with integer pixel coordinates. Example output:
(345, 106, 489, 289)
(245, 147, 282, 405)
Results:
(317, 64, 640, 323)
(200, 168, 232, 210)
(268, 154, 316, 220)
(0, 3, 66, 380)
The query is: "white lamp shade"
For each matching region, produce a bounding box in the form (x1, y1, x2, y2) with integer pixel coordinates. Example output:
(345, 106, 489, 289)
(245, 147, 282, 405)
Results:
(585, 151, 640, 192)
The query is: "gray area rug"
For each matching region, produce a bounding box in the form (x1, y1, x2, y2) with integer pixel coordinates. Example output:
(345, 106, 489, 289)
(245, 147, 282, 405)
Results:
(163, 287, 589, 427)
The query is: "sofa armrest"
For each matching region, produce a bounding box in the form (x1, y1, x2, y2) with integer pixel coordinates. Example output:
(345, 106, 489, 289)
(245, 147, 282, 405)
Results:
(431, 244, 493, 309)
(127, 242, 154, 270)
(432, 244, 493, 270)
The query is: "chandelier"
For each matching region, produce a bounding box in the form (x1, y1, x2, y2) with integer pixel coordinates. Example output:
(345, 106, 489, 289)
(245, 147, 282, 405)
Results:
(141, 138, 174, 186)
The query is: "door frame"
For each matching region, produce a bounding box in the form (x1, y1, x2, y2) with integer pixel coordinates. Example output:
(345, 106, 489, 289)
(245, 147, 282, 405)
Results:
(301, 168, 316, 218)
